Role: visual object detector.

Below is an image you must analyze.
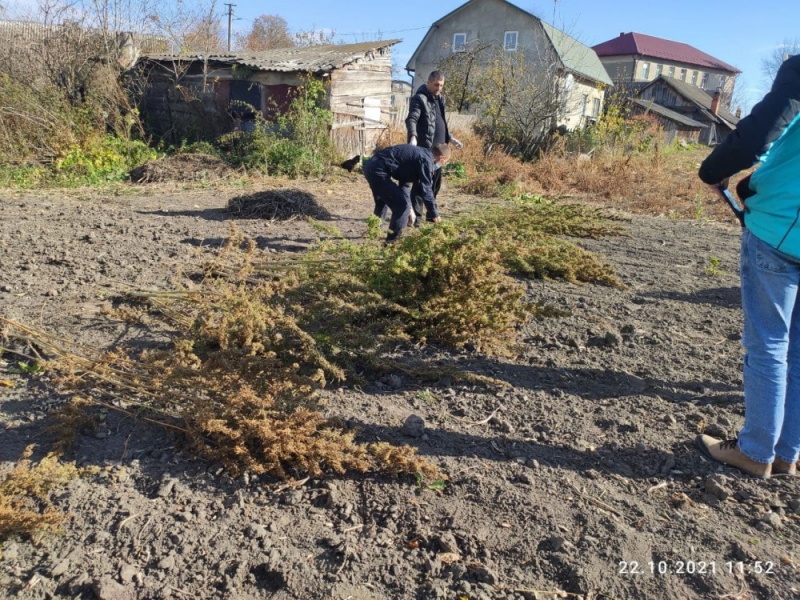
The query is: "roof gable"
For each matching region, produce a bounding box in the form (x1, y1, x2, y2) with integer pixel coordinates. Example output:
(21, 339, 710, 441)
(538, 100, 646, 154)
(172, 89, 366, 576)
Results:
(407, 0, 611, 86)
(593, 32, 739, 73)
(541, 22, 612, 86)
(143, 40, 399, 73)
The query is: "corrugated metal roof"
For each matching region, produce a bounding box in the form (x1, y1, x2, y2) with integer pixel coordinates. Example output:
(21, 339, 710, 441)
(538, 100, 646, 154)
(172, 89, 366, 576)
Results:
(144, 40, 400, 73)
(541, 22, 613, 86)
(593, 32, 740, 74)
(631, 98, 704, 128)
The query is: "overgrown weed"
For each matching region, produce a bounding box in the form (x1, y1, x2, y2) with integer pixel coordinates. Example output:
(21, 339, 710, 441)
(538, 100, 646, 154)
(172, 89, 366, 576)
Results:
(41, 200, 623, 481)
(0, 446, 82, 542)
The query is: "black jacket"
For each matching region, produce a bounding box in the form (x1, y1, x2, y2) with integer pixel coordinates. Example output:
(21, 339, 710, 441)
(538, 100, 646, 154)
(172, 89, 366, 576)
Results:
(699, 54, 800, 184)
(405, 84, 451, 149)
(369, 144, 439, 218)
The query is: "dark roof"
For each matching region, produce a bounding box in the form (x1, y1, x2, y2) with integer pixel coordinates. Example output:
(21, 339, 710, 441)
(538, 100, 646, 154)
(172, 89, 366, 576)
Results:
(593, 32, 740, 73)
(631, 98, 704, 128)
(144, 40, 400, 73)
(639, 75, 740, 128)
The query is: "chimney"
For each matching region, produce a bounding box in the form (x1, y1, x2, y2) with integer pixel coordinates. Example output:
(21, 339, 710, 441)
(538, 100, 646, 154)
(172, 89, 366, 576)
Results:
(710, 89, 721, 116)
(620, 32, 625, 37)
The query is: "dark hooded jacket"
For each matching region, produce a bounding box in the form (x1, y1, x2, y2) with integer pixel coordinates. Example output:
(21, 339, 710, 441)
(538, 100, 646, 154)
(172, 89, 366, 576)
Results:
(405, 84, 451, 149)
(699, 55, 800, 257)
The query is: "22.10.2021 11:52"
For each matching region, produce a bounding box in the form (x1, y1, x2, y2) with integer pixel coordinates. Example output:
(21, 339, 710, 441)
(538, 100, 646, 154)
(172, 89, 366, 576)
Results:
(618, 560, 776, 575)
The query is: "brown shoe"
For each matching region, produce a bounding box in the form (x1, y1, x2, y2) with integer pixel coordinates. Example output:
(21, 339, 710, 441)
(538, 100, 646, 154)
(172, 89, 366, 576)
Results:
(773, 457, 797, 476)
(696, 435, 771, 479)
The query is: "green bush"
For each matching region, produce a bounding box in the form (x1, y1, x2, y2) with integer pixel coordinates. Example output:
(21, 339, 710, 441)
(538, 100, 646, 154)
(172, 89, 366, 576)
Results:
(53, 136, 159, 185)
(219, 77, 337, 178)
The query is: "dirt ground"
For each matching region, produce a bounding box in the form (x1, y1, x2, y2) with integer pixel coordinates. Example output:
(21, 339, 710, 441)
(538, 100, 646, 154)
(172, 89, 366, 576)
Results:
(1, 173, 799, 600)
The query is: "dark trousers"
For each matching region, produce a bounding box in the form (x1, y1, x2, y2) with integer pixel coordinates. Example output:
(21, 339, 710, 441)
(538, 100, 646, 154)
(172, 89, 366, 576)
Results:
(407, 167, 442, 223)
(364, 160, 412, 241)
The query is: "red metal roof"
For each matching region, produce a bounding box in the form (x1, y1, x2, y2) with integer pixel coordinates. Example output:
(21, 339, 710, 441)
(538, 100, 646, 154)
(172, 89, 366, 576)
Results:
(592, 32, 740, 73)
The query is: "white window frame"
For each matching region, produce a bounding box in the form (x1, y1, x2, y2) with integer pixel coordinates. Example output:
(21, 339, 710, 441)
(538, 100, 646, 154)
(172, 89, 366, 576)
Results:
(452, 33, 466, 53)
(641, 62, 650, 79)
(667, 66, 675, 78)
(655, 64, 663, 77)
(700, 72, 709, 88)
(504, 31, 518, 51)
(592, 97, 601, 118)
(691, 70, 698, 86)
(680, 68, 687, 81)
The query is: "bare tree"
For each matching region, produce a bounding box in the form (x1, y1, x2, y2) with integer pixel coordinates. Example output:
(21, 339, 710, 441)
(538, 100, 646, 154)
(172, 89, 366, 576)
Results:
(762, 38, 800, 84)
(293, 26, 336, 47)
(439, 38, 573, 157)
(235, 14, 293, 50)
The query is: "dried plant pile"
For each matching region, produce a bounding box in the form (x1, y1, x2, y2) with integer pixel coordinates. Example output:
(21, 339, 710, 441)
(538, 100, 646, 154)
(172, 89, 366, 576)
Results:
(227, 189, 332, 220)
(11, 201, 622, 481)
(130, 153, 234, 183)
(454, 202, 626, 287)
(0, 446, 82, 542)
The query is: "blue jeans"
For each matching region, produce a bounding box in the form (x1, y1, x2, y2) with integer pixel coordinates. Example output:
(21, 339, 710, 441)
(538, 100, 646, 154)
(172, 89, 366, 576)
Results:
(739, 228, 800, 464)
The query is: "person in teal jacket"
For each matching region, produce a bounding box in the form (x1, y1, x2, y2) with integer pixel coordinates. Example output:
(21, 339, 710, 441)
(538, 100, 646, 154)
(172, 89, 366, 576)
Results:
(697, 54, 800, 478)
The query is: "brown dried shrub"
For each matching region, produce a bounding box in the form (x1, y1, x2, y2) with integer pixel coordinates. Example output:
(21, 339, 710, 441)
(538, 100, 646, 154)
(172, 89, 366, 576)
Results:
(0, 446, 81, 542)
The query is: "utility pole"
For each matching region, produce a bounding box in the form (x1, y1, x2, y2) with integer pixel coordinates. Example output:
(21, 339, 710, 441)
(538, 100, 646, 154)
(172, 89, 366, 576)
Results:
(225, 3, 236, 51)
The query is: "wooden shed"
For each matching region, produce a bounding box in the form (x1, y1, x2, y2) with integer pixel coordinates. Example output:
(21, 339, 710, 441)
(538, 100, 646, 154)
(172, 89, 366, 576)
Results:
(137, 40, 400, 156)
(636, 75, 739, 145)
(630, 98, 703, 144)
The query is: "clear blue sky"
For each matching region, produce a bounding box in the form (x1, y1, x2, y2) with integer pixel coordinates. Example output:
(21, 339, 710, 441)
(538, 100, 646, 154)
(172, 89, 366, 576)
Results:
(226, 0, 793, 114)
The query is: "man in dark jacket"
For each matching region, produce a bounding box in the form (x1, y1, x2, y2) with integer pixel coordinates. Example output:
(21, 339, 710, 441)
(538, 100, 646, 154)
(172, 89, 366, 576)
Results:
(696, 54, 800, 478)
(363, 143, 451, 241)
(405, 71, 463, 223)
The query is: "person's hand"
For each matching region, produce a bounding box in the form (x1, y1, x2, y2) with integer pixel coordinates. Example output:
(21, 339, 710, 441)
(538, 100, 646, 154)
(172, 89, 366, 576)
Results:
(431, 216, 442, 223)
(408, 211, 416, 227)
(409, 136, 417, 146)
(450, 136, 463, 150)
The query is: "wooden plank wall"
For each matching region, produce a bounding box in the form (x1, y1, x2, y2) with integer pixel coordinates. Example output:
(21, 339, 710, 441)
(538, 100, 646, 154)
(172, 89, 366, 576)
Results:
(329, 56, 393, 156)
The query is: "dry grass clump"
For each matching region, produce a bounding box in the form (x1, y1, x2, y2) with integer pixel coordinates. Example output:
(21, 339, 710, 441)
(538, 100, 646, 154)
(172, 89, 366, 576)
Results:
(0, 446, 80, 541)
(448, 129, 737, 224)
(130, 153, 234, 183)
(227, 189, 332, 220)
(450, 130, 539, 197)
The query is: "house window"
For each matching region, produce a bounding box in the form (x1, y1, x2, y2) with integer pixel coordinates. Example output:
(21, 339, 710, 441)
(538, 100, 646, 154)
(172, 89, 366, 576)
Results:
(719, 75, 727, 89)
(641, 62, 650, 79)
(700, 72, 709, 88)
(680, 68, 687, 81)
(592, 97, 601, 118)
(691, 71, 698, 85)
(655, 64, 663, 77)
(504, 31, 518, 51)
(667, 66, 675, 78)
(581, 93, 588, 115)
(452, 33, 466, 52)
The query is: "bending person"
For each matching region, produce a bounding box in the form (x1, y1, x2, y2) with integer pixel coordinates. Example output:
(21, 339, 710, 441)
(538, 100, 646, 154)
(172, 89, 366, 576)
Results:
(363, 143, 451, 242)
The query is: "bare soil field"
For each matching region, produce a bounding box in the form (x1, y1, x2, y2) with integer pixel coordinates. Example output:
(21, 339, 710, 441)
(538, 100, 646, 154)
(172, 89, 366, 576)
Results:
(1, 174, 799, 600)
